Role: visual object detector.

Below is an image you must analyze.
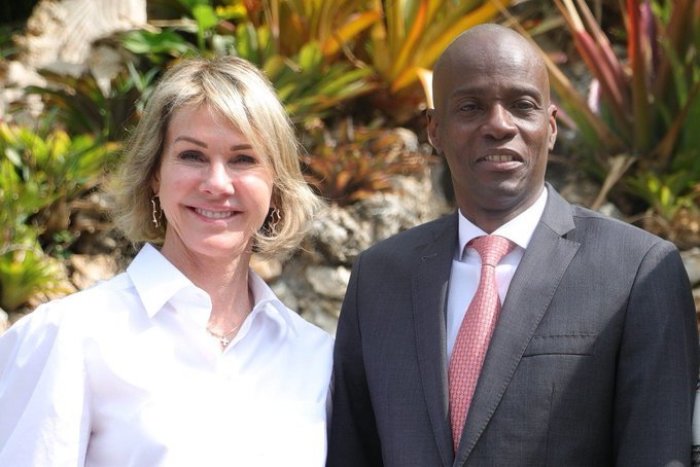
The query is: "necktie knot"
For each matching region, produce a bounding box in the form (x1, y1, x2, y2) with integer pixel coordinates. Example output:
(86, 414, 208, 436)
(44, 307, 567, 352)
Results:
(469, 235, 514, 267)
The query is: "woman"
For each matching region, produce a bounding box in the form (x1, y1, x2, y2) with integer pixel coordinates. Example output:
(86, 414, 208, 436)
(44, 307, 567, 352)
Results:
(0, 56, 332, 466)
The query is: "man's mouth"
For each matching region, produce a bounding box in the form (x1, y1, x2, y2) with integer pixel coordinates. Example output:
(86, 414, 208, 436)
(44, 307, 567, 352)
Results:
(482, 154, 518, 163)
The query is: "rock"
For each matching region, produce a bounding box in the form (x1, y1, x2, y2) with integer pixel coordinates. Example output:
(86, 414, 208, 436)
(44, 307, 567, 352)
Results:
(251, 254, 283, 281)
(302, 303, 342, 334)
(69, 254, 119, 290)
(356, 174, 449, 242)
(305, 265, 351, 299)
(1, 61, 46, 123)
(270, 280, 298, 312)
(2, 0, 146, 124)
(682, 248, 700, 286)
(17, 0, 147, 69)
(310, 205, 372, 264)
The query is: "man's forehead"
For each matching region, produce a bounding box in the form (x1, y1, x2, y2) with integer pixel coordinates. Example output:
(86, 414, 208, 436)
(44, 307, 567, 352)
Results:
(445, 80, 545, 103)
(433, 34, 549, 106)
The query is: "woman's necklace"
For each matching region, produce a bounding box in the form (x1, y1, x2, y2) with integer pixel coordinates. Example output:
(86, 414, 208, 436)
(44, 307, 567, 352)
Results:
(206, 320, 244, 348)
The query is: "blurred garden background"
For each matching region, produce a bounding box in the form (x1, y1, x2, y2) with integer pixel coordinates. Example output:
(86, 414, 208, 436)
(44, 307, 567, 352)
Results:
(1, 0, 699, 333)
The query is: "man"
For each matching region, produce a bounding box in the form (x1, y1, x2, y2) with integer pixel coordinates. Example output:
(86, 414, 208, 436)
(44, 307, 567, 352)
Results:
(327, 24, 698, 466)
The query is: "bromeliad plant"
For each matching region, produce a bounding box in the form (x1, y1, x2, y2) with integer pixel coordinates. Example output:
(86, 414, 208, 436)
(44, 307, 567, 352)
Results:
(537, 0, 700, 243)
(366, 0, 512, 95)
(355, 0, 512, 122)
(301, 118, 433, 205)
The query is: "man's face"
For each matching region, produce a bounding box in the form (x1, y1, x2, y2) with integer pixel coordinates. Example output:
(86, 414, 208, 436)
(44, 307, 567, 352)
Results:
(427, 32, 557, 231)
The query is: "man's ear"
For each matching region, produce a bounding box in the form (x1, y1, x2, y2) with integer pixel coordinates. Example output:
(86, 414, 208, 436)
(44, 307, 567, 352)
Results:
(426, 108, 441, 152)
(548, 104, 558, 151)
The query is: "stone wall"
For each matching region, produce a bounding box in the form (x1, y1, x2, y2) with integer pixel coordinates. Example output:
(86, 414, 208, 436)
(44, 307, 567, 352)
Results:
(263, 172, 451, 333)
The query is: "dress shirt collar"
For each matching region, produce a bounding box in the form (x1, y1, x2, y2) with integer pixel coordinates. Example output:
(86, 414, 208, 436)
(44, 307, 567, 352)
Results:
(457, 185, 548, 259)
(127, 243, 203, 319)
(126, 244, 292, 332)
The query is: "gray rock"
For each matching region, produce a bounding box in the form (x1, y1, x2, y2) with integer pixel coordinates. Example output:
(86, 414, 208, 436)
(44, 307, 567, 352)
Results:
(305, 266, 351, 299)
(682, 248, 700, 286)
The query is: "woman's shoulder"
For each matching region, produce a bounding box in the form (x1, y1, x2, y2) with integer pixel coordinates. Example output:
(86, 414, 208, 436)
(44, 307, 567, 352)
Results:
(267, 303, 334, 368)
(4, 271, 134, 339)
(284, 308, 334, 345)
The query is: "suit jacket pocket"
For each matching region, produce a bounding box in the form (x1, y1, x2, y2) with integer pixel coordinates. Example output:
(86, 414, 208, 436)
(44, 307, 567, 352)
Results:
(523, 333, 596, 357)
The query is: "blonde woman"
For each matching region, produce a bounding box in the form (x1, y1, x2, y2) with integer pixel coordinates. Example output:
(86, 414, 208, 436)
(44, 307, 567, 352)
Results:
(0, 56, 332, 466)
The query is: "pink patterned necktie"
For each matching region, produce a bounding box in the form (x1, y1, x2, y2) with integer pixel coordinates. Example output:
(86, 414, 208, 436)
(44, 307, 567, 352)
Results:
(449, 235, 515, 451)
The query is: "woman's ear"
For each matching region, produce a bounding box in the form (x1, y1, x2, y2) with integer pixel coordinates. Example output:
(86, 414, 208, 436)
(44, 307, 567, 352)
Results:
(151, 173, 160, 195)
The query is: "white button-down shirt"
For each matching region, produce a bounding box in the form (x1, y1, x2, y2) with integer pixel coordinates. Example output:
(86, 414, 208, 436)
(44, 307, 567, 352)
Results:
(446, 187, 548, 359)
(0, 244, 333, 467)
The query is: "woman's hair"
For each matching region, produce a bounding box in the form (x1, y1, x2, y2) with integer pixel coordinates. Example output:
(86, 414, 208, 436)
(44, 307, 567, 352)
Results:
(110, 55, 323, 260)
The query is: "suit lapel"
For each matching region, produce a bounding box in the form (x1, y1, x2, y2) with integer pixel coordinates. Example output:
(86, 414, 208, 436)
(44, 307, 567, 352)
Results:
(454, 187, 581, 465)
(412, 213, 458, 467)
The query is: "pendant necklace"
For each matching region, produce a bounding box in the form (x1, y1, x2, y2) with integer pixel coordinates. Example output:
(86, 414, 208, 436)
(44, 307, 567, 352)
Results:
(206, 320, 244, 348)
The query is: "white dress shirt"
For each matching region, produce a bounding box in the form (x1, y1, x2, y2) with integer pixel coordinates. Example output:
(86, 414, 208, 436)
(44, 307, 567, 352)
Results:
(0, 244, 334, 467)
(446, 188, 548, 359)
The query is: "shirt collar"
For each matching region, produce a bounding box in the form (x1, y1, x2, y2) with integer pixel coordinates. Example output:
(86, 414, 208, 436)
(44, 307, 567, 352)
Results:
(457, 186, 548, 258)
(247, 269, 297, 332)
(127, 244, 208, 319)
(127, 244, 293, 332)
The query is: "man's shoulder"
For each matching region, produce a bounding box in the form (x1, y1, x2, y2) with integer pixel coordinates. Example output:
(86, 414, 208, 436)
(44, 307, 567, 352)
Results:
(568, 203, 669, 248)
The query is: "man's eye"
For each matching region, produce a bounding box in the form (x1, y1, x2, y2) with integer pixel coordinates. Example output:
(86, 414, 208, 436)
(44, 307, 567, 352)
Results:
(459, 102, 480, 112)
(513, 100, 537, 111)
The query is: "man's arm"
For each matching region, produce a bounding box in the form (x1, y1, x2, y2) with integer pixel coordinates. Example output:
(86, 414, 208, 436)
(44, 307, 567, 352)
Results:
(614, 240, 698, 465)
(327, 255, 384, 467)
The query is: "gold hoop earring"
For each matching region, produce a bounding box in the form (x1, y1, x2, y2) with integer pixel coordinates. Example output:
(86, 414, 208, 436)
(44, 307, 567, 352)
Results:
(151, 196, 163, 228)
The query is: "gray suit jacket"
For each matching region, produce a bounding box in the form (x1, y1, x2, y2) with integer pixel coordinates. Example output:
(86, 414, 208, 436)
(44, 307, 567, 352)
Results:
(327, 186, 698, 466)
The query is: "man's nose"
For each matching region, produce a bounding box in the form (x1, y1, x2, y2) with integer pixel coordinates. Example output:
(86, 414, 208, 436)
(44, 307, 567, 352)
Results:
(481, 104, 517, 139)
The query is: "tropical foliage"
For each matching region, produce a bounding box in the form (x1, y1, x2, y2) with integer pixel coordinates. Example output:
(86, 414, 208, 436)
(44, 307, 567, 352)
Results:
(301, 118, 432, 204)
(529, 0, 700, 243)
(0, 122, 117, 310)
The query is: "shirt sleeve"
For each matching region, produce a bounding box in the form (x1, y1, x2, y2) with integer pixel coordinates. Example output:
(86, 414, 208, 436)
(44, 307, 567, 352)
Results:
(0, 305, 92, 466)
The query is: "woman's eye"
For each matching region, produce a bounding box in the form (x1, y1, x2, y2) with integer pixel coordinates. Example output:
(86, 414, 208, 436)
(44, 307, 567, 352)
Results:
(231, 154, 257, 165)
(179, 151, 205, 162)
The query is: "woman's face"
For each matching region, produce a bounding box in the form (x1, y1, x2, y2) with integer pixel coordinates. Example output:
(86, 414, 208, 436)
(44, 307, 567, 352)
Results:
(152, 103, 274, 265)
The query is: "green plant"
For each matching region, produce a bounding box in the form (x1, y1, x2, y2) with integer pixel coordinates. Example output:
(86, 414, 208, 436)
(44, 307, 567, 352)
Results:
(0, 24, 20, 60)
(121, 28, 200, 63)
(0, 245, 68, 312)
(25, 62, 159, 141)
(0, 123, 118, 310)
(121, 0, 378, 124)
(527, 0, 700, 232)
(122, 0, 246, 61)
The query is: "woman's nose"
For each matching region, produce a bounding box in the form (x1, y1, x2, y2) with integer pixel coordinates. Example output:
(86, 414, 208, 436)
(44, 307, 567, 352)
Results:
(201, 162, 235, 194)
